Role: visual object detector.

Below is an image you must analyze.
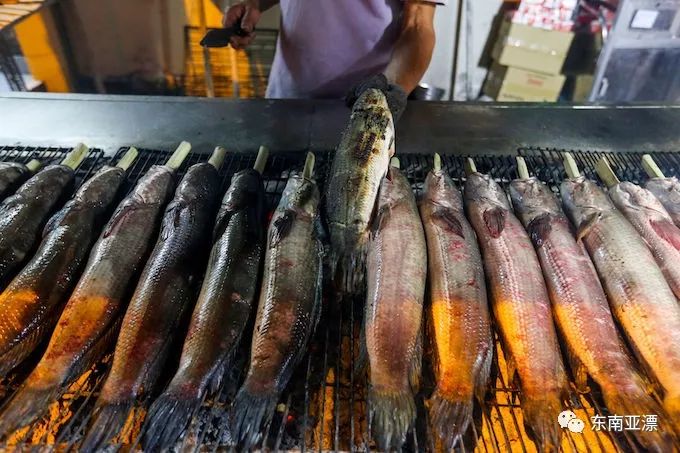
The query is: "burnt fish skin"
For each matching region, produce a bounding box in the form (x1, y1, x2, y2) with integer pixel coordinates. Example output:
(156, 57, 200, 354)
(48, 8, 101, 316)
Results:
(646, 177, 680, 228)
(562, 176, 680, 434)
(420, 169, 492, 450)
(0, 162, 31, 201)
(465, 173, 568, 452)
(0, 165, 74, 284)
(511, 178, 672, 451)
(231, 173, 323, 449)
(365, 166, 426, 451)
(142, 168, 265, 451)
(0, 165, 175, 437)
(80, 163, 219, 452)
(609, 181, 680, 300)
(0, 166, 126, 379)
(325, 88, 394, 294)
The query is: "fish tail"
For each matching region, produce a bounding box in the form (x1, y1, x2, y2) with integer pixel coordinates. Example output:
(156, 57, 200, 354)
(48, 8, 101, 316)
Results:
(142, 388, 200, 451)
(0, 383, 62, 436)
(368, 386, 416, 451)
(663, 393, 680, 437)
(427, 389, 473, 450)
(522, 397, 562, 453)
(230, 385, 279, 449)
(604, 389, 674, 451)
(80, 400, 133, 453)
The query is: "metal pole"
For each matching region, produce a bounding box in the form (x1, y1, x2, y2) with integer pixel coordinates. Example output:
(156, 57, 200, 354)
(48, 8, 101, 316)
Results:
(0, 31, 26, 91)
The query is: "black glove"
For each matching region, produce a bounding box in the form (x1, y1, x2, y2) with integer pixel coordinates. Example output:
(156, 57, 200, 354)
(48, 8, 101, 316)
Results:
(345, 74, 408, 123)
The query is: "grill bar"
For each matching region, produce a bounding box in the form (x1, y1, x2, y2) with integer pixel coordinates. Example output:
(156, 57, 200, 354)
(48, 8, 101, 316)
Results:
(0, 145, 679, 452)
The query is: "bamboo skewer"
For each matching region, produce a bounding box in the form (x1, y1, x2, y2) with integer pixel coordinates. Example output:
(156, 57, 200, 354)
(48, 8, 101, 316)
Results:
(25, 159, 41, 173)
(303, 152, 315, 179)
(61, 143, 89, 170)
(390, 156, 400, 169)
(563, 153, 581, 179)
(208, 146, 227, 171)
(516, 156, 530, 180)
(254, 146, 269, 174)
(595, 157, 620, 188)
(464, 157, 477, 176)
(642, 154, 665, 179)
(116, 147, 138, 171)
(433, 153, 442, 172)
(165, 141, 192, 170)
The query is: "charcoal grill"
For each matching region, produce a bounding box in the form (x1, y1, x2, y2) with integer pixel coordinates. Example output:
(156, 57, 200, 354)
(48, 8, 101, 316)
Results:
(1, 143, 679, 452)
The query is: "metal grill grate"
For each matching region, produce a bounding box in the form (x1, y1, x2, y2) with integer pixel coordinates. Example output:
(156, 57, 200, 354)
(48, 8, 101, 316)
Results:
(0, 146, 679, 452)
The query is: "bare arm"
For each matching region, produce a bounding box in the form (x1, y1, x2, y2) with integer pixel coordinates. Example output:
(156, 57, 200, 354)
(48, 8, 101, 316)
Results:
(384, 1, 437, 94)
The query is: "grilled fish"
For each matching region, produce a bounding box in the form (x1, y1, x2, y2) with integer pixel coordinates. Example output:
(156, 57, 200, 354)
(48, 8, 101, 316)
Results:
(81, 162, 219, 451)
(0, 165, 74, 284)
(562, 176, 680, 434)
(646, 177, 680, 228)
(465, 173, 568, 452)
(364, 165, 426, 451)
(142, 168, 265, 451)
(231, 173, 323, 449)
(325, 88, 394, 294)
(0, 166, 126, 379)
(511, 177, 672, 451)
(0, 165, 175, 436)
(609, 181, 680, 300)
(420, 169, 492, 449)
(0, 162, 31, 201)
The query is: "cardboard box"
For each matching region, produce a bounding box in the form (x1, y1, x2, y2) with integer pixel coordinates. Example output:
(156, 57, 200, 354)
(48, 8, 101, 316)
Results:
(492, 19, 574, 74)
(484, 62, 566, 102)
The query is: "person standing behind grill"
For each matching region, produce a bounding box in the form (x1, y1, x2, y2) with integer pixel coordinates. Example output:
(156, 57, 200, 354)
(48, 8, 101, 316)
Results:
(220, 0, 444, 122)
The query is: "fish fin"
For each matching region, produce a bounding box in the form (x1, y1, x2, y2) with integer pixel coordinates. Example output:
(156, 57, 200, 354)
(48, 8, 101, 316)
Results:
(527, 213, 552, 247)
(369, 386, 416, 451)
(427, 391, 473, 451)
(521, 396, 563, 453)
(354, 321, 369, 377)
(0, 382, 61, 436)
(650, 219, 680, 251)
(142, 390, 202, 451)
(230, 385, 279, 449)
(663, 394, 680, 438)
(565, 347, 590, 393)
(80, 400, 135, 453)
(474, 340, 494, 403)
(102, 203, 139, 238)
(483, 207, 507, 239)
(409, 328, 423, 392)
(431, 208, 464, 237)
(160, 201, 189, 241)
(269, 209, 296, 248)
(604, 386, 675, 451)
(371, 204, 391, 237)
(576, 212, 602, 243)
(0, 311, 56, 378)
(212, 207, 234, 240)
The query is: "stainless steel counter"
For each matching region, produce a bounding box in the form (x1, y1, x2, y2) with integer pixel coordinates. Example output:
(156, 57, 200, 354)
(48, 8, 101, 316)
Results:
(1, 92, 679, 155)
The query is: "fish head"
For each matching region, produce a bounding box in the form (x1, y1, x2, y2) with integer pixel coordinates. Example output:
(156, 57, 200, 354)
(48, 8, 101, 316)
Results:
(610, 181, 667, 214)
(463, 172, 510, 211)
(280, 173, 320, 217)
(509, 177, 561, 225)
(224, 169, 263, 208)
(560, 176, 613, 226)
(351, 89, 396, 158)
(77, 166, 125, 205)
(176, 163, 219, 202)
(423, 170, 464, 211)
(136, 165, 175, 204)
(378, 166, 414, 208)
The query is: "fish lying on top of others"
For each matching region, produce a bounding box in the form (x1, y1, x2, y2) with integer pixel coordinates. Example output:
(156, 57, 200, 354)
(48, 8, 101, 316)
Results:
(465, 172, 568, 452)
(0, 163, 129, 379)
(231, 168, 323, 449)
(511, 177, 672, 451)
(646, 176, 680, 228)
(0, 164, 75, 285)
(608, 181, 680, 300)
(420, 167, 492, 450)
(80, 159, 220, 452)
(0, 160, 38, 201)
(562, 176, 680, 435)
(143, 167, 266, 451)
(0, 163, 176, 438)
(325, 88, 394, 294)
(364, 162, 426, 451)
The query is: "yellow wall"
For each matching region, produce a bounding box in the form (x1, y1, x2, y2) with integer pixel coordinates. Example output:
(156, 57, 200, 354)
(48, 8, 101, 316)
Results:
(184, 0, 224, 28)
(15, 9, 71, 92)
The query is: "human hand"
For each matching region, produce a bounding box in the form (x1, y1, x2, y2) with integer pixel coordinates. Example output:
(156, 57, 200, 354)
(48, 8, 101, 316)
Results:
(223, 2, 262, 49)
(345, 74, 408, 123)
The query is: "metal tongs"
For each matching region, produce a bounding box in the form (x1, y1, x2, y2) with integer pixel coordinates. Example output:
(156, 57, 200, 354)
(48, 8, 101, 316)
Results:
(200, 22, 249, 48)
